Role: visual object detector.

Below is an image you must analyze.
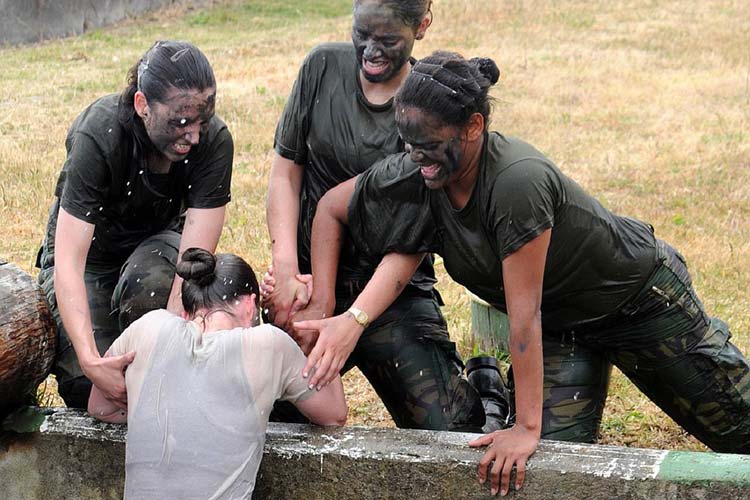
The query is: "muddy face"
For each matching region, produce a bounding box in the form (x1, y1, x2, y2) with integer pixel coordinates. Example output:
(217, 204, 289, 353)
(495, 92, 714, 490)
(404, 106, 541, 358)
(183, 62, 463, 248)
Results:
(142, 87, 215, 163)
(396, 106, 464, 190)
(352, 2, 416, 84)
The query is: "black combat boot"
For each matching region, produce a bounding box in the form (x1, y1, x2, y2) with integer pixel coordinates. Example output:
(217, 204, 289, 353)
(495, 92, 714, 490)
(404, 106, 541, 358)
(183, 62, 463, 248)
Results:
(466, 356, 513, 433)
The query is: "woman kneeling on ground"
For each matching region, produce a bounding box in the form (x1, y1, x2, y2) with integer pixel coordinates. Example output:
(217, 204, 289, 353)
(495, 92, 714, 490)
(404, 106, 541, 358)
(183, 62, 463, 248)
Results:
(295, 51, 750, 496)
(89, 248, 346, 499)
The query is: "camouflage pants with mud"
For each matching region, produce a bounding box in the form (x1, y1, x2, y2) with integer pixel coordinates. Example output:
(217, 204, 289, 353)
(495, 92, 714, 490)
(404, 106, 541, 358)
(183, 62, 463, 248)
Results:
(272, 290, 486, 432)
(37, 230, 180, 409)
(531, 239, 750, 453)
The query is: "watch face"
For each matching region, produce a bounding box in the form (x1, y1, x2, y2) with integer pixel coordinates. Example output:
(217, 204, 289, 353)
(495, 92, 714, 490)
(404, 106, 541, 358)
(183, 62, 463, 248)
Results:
(349, 307, 368, 326)
(355, 311, 367, 323)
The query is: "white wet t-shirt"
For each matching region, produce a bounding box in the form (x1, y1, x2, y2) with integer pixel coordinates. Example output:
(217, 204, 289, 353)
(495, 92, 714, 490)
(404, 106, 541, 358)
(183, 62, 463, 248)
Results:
(108, 309, 313, 499)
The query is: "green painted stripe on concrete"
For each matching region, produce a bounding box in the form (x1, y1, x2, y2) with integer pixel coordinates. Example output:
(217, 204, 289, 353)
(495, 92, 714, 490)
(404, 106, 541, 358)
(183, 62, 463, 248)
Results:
(657, 450, 750, 486)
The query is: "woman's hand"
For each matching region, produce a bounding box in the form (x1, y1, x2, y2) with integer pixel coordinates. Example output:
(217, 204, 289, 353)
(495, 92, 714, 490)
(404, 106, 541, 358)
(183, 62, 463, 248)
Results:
(468, 424, 540, 496)
(289, 308, 326, 355)
(80, 351, 135, 409)
(293, 312, 364, 389)
(260, 264, 313, 330)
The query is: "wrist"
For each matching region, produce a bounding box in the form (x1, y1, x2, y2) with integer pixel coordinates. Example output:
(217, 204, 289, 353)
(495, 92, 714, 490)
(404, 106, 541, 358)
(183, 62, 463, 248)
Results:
(345, 306, 369, 329)
(307, 294, 335, 316)
(271, 253, 299, 274)
(515, 418, 542, 437)
(78, 349, 102, 373)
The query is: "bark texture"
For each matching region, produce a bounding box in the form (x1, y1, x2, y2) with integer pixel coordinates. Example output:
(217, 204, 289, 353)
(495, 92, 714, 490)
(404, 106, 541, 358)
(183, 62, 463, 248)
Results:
(0, 260, 55, 415)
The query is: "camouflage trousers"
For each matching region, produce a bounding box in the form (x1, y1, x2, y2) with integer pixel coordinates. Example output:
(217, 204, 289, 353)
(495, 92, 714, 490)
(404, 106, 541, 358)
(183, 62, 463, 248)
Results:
(272, 290, 486, 432)
(37, 230, 180, 408)
(528, 239, 750, 453)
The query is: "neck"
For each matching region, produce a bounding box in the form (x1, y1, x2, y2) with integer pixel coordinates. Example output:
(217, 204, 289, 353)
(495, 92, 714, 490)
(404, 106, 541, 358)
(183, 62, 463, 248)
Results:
(445, 132, 485, 209)
(147, 151, 172, 174)
(359, 61, 412, 106)
(189, 309, 242, 334)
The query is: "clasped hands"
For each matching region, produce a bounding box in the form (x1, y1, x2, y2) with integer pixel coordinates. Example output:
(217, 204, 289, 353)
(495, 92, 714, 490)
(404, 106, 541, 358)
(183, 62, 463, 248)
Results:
(260, 266, 364, 390)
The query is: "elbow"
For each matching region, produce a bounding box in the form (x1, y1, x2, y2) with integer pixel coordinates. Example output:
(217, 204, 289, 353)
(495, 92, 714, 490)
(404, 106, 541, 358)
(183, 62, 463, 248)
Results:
(313, 405, 348, 427)
(333, 407, 348, 427)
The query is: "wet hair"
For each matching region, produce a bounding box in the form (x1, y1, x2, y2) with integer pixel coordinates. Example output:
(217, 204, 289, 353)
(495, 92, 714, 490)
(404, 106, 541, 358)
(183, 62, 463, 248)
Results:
(118, 40, 216, 131)
(354, 0, 432, 29)
(176, 248, 259, 317)
(395, 51, 500, 129)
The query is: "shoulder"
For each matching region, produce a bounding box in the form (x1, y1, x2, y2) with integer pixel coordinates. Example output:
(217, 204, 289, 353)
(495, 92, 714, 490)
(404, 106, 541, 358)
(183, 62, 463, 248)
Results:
(199, 114, 232, 150)
(484, 132, 562, 186)
(245, 324, 298, 350)
(298, 43, 355, 79)
(66, 94, 126, 155)
(305, 42, 355, 65)
(128, 309, 181, 335)
(361, 152, 422, 189)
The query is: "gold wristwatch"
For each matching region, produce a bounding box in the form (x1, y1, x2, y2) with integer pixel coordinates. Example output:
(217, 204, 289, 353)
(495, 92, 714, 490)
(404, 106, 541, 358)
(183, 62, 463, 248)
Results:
(346, 306, 369, 328)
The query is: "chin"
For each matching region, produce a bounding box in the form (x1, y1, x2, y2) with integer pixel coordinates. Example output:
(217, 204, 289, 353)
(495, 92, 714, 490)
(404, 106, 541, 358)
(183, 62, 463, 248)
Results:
(423, 178, 447, 190)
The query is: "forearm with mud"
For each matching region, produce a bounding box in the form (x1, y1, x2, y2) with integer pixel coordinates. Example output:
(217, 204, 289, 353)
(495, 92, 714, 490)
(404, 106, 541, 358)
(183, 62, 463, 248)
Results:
(508, 315, 544, 437)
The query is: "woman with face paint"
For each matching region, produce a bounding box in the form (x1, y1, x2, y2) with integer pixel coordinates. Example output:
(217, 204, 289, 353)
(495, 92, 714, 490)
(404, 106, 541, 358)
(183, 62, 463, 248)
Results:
(264, 0, 505, 432)
(298, 51, 750, 496)
(37, 41, 234, 410)
(88, 248, 346, 499)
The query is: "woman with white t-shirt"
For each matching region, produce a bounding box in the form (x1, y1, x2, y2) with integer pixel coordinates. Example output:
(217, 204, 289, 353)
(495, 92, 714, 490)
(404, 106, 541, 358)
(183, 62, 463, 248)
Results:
(88, 247, 346, 499)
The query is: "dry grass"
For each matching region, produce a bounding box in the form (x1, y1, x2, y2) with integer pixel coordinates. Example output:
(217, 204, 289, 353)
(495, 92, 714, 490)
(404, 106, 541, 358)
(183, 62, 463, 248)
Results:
(2, 0, 749, 451)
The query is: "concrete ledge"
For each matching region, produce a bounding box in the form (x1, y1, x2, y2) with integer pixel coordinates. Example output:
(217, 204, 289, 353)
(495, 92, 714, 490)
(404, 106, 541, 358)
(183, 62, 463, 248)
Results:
(1, 409, 749, 499)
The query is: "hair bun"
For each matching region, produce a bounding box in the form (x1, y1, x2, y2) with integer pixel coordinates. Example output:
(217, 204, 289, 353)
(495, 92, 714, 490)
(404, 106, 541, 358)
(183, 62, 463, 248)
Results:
(176, 247, 216, 286)
(470, 57, 500, 85)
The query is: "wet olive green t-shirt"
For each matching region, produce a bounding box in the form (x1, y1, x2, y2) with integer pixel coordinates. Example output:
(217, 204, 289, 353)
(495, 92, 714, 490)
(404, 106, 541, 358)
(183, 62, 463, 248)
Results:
(274, 42, 436, 295)
(349, 132, 658, 330)
(44, 93, 233, 263)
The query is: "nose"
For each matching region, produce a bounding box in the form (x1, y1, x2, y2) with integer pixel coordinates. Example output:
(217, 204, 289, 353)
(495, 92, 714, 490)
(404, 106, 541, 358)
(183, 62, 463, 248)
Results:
(183, 123, 201, 145)
(363, 41, 382, 59)
(409, 147, 425, 163)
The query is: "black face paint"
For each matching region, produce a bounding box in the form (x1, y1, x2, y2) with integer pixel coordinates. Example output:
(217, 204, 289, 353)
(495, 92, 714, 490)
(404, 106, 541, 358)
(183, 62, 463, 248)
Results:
(351, 2, 417, 84)
(397, 107, 464, 190)
(143, 88, 216, 163)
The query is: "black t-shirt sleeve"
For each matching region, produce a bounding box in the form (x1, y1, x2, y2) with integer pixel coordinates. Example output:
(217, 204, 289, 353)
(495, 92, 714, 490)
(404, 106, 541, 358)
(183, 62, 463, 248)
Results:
(347, 154, 437, 257)
(273, 49, 325, 166)
(488, 158, 558, 260)
(58, 131, 111, 224)
(185, 125, 233, 209)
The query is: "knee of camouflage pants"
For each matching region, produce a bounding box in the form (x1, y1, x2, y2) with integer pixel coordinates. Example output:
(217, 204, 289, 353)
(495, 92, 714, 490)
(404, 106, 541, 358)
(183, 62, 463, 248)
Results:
(113, 231, 180, 330)
(352, 294, 485, 432)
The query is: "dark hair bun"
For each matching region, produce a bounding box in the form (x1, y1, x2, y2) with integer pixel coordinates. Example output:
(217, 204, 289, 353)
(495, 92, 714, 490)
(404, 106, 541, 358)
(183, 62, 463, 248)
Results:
(176, 247, 216, 286)
(470, 57, 500, 85)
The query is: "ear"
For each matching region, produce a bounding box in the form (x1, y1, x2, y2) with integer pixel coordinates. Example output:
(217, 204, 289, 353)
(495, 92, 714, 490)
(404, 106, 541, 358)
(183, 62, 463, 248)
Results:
(244, 293, 259, 327)
(133, 90, 150, 119)
(415, 10, 432, 40)
(464, 112, 485, 142)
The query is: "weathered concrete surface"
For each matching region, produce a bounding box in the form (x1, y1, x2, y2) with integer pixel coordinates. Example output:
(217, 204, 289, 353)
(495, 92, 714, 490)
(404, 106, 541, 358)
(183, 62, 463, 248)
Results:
(1, 408, 749, 499)
(0, 0, 210, 45)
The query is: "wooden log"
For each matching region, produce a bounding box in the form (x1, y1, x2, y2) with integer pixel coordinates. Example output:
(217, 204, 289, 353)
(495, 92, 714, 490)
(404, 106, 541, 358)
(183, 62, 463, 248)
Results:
(0, 260, 56, 415)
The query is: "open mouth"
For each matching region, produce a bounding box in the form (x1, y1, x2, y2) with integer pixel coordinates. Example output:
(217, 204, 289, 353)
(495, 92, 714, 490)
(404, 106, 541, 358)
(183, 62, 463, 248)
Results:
(172, 143, 191, 156)
(363, 58, 389, 76)
(420, 163, 440, 179)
